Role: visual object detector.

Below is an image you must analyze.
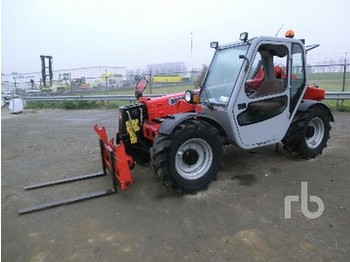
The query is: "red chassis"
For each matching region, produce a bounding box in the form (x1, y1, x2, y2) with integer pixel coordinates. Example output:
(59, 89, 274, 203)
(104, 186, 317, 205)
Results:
(94, 91, 201, 190)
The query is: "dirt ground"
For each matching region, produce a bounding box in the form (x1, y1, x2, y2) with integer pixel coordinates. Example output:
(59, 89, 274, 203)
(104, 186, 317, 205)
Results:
(1, 108, 349, 261)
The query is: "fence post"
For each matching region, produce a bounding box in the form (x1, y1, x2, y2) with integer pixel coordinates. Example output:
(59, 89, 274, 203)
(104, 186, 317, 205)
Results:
(149, 68, 152, 95)
(342, 52, 347, 107)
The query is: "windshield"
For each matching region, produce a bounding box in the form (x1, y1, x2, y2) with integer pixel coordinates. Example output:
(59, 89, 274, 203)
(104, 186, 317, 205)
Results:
(200, 44, 249, 107)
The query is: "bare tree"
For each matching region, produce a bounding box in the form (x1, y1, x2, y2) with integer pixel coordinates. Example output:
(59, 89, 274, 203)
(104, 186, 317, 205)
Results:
(194, 64, 208, 87)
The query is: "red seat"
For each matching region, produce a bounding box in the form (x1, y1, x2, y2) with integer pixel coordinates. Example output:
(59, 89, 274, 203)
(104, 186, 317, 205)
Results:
(245, 66, 283, 91)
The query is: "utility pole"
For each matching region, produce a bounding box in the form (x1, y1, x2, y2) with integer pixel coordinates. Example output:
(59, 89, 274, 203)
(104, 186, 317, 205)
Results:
(191, 32, 193, 61)
(190, 32, 193, 79)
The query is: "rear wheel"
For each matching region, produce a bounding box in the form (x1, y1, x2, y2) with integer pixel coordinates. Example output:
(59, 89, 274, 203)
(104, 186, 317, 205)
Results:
(151, 120, 224, 193)
(282, 105, 332, 159)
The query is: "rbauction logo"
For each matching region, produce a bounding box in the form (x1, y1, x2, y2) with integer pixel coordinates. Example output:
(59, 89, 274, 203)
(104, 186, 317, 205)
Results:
(284, 181, 324, 219)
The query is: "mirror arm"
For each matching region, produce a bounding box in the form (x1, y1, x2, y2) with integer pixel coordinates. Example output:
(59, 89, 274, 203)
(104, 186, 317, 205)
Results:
(239, 55, 250, 71)
(135, 90, 143, 99)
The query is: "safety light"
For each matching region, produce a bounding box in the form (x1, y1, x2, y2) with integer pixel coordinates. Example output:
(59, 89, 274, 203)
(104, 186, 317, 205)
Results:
(210, 41, 219, 49)
(239, 32, 248, 42)
(285, 30, 295, 38)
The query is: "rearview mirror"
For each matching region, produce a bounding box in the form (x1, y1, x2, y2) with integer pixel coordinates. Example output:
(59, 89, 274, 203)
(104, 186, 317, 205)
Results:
(136, 77, 148, 93)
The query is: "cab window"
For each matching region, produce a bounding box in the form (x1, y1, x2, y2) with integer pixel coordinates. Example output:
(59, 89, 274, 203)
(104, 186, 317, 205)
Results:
(245, 44, 288, 98)
(290, 43, 305, 112)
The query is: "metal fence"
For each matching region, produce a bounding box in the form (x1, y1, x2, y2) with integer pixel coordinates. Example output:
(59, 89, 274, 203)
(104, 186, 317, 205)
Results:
(2, 61, 349, 98)
(22, 92, 350, 102)
(325, 92, 350, 100)
(23, 94, 161, 102)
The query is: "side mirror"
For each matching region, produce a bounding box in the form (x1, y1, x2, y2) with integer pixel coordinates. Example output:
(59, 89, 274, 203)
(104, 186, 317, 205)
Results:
(136, 77, 148, 93)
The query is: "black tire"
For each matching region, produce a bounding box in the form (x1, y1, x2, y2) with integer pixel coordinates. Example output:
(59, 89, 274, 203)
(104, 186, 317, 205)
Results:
(282, 105, 332, 159)
(150, 120, 224, 193)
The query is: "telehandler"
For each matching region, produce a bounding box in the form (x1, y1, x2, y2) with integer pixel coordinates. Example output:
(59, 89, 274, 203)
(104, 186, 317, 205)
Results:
(19, 30, 333, 214)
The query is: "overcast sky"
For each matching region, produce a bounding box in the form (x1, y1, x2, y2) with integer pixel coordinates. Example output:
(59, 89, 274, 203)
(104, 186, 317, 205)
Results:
(1, 0, 349, 74)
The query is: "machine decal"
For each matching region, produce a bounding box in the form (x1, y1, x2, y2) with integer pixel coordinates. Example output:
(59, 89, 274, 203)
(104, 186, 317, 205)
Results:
(125, 119, 140, 144)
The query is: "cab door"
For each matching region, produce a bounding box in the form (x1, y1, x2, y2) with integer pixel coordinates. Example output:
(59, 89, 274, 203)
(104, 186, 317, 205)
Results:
(232, 41, 292, 148)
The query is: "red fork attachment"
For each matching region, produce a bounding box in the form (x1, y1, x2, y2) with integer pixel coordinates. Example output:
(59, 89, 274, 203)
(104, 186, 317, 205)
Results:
(94, 124, 134, 190)
(17, 125, 135, 215)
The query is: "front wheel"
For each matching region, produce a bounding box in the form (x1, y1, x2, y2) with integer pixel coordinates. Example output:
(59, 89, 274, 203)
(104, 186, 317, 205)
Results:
(151, 120, 224, 193)
(282, 105, 333, 159)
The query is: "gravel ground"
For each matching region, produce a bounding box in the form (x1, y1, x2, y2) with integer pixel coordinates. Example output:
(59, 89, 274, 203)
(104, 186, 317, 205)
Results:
(1, 108, 350, 261)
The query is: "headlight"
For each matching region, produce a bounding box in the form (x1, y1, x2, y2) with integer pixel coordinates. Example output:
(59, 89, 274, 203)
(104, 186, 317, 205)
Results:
(184, 90, 199, 104)
(185, 90, 192, 102)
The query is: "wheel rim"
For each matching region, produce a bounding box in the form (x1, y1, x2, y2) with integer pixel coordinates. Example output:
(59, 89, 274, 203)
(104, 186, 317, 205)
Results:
(305, 117, 325, 149)
(175, 138, 213, 180)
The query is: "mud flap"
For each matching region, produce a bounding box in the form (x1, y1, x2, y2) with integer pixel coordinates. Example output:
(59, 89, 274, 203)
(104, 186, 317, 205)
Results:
(94, 124, 134, 190)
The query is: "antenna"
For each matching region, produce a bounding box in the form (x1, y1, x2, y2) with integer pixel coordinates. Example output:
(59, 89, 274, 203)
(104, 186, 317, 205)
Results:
(275, 24, 284, 36)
